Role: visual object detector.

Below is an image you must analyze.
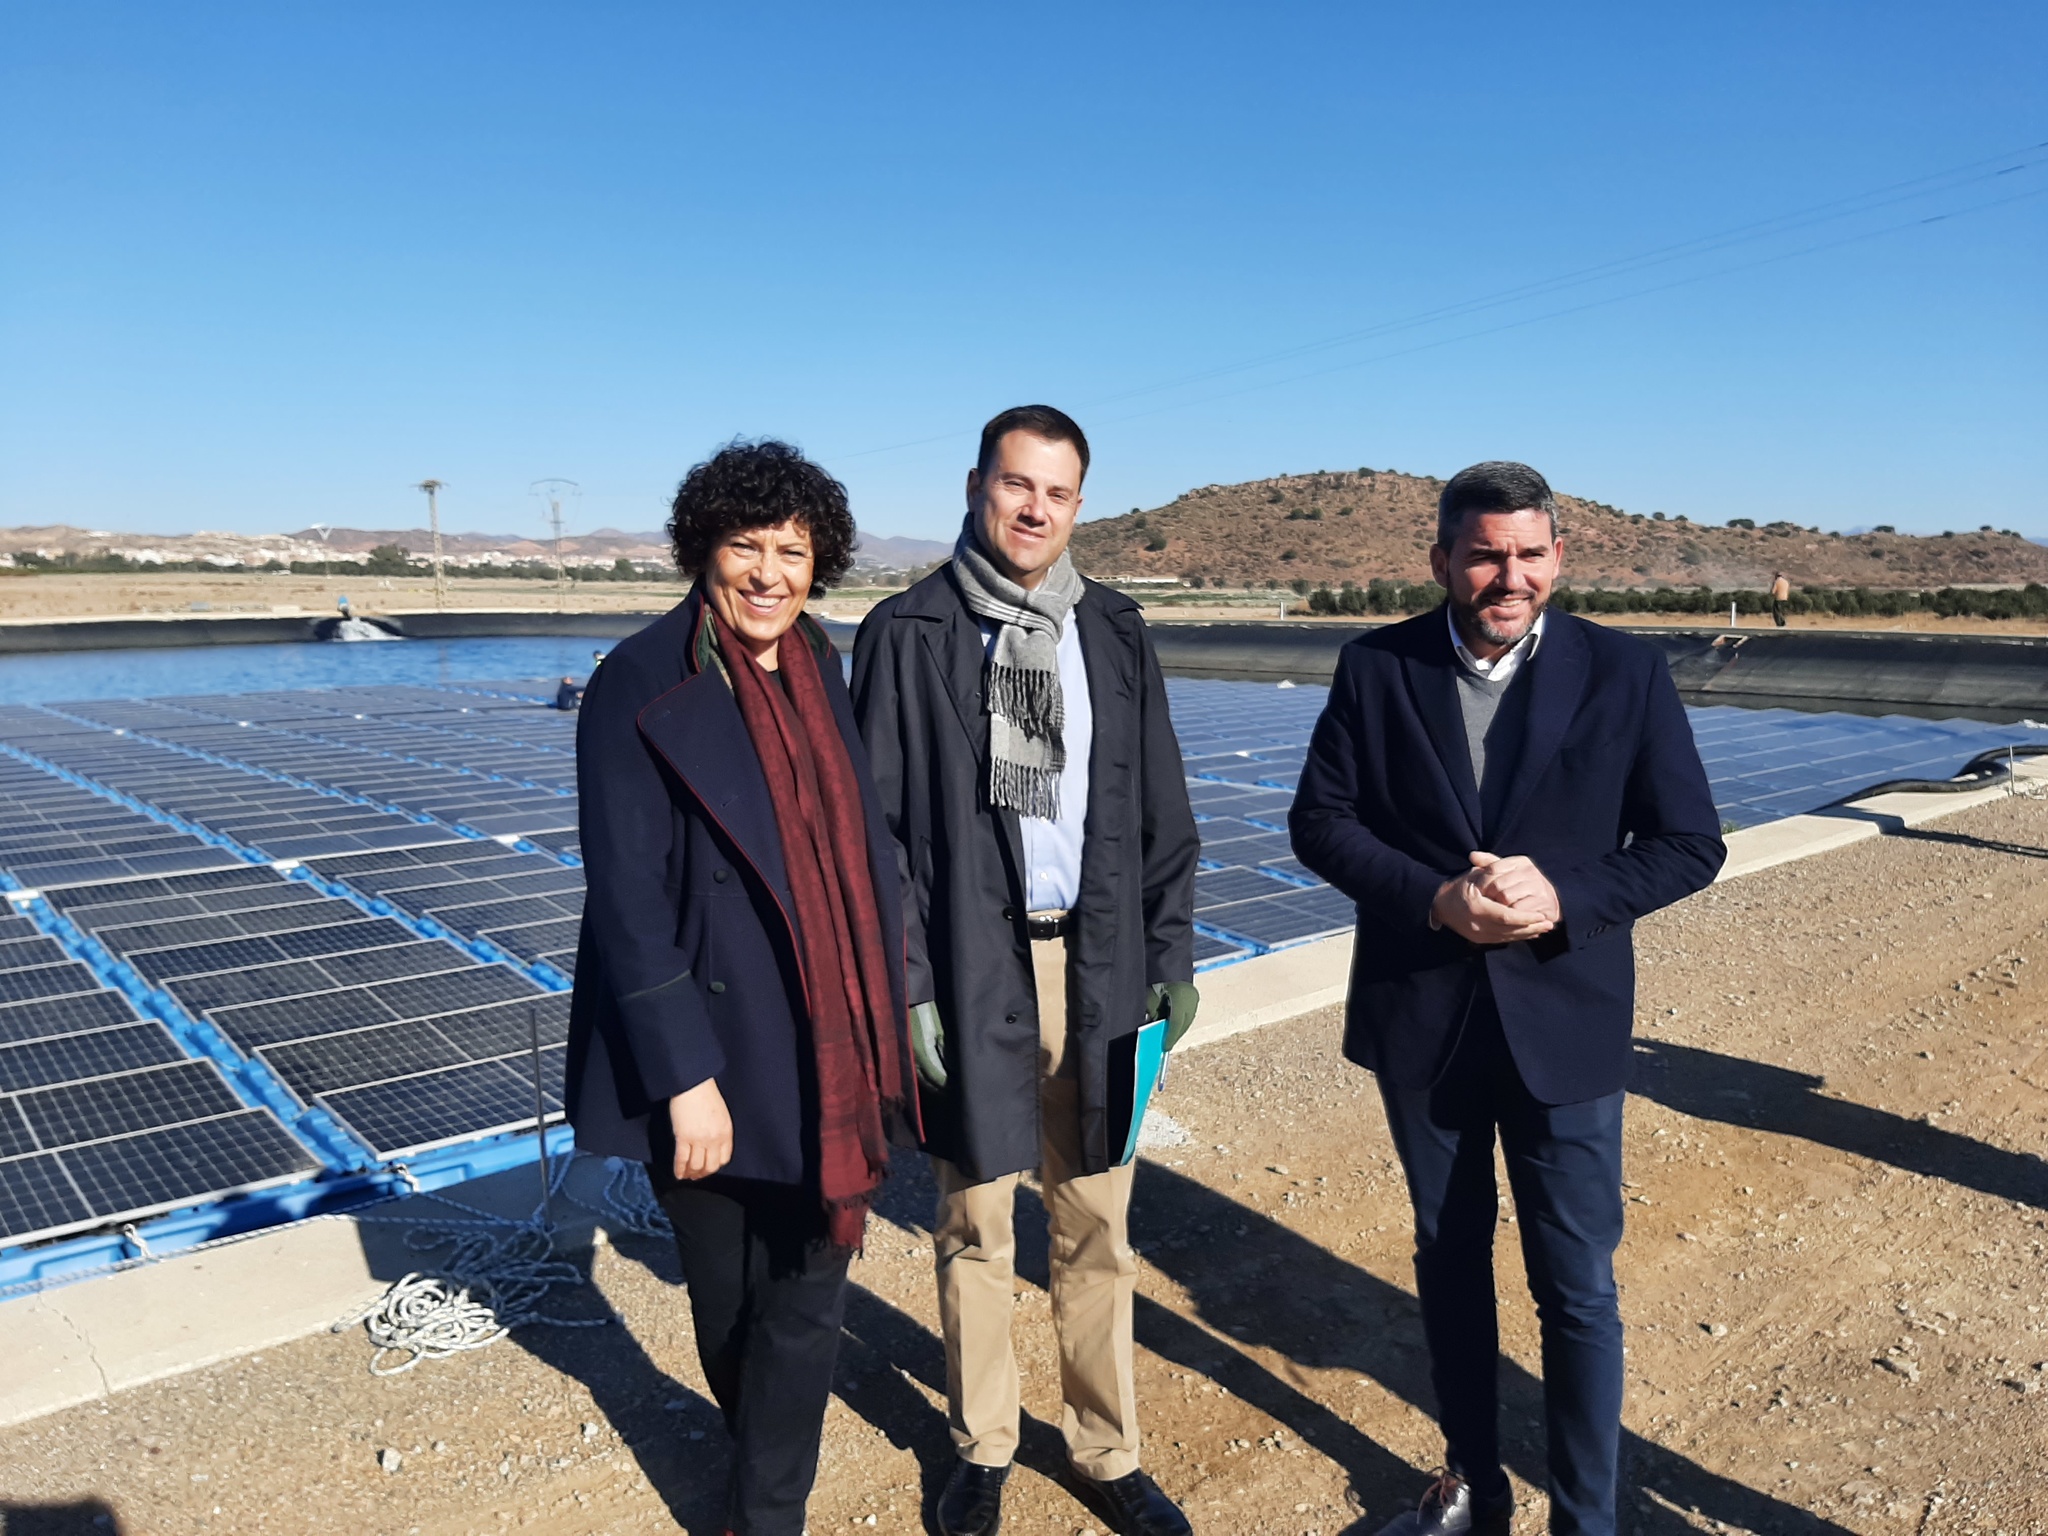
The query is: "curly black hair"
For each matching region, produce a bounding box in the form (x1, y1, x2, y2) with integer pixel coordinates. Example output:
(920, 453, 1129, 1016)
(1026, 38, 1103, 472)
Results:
(665, 438, 857, 596)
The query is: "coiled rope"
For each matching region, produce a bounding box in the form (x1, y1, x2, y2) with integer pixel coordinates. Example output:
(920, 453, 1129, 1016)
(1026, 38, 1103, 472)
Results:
(332, 1151, 612, 1376)
(329, 1154, 689, 1375)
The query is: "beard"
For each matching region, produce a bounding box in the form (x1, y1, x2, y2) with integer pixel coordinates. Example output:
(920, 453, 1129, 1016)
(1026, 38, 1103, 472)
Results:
(1451, 585, 1546, 649)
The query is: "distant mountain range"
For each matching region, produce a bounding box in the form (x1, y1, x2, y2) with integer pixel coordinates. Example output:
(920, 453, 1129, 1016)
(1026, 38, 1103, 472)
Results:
(6, 478, 2042, 589)
(0, 522, 953, 574)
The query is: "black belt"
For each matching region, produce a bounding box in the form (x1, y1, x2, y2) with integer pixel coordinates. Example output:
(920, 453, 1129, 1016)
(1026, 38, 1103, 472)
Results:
(1023, 909, 1073, 941)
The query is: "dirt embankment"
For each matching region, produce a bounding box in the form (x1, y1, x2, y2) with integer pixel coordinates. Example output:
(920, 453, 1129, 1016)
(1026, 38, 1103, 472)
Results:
(1, 795, 2045, 1535)
(1070, 469, 2048, 595)
(0, 571, 692, 622)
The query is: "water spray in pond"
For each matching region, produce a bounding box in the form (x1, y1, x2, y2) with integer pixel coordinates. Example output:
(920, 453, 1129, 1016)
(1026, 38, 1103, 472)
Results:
(328, 594, 400, 642)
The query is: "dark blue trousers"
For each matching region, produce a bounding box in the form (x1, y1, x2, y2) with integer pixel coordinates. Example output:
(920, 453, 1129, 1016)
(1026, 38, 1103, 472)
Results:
(1377, 995, 1626, 1536)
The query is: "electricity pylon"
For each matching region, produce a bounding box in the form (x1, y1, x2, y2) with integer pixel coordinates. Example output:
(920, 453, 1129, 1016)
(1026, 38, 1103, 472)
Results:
(416, 480, 448, 611)
(530, 479, 580, 614)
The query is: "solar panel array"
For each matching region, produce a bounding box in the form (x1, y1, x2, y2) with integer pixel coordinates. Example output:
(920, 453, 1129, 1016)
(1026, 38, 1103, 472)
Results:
(1687, 704, 2038, 827)
(0, 688, 584, 1248)
(3, 657, 2035, 1253)
(0, 763, 319, 1246)
(1168, 681, 1356, 961)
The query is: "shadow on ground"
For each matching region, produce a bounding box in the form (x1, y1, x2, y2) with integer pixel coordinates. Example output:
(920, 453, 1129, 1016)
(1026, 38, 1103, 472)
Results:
(1127, 1162, 1859, 1536)
(1633, 1038, 2048, 1208)
(642, 1146, 1855, 1534)
(0, 1502, 121, 1535)
(352, 1193, 730, 1534)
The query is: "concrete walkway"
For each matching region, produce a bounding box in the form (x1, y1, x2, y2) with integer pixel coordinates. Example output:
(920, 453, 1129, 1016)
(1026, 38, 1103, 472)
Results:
(3, 761, 2043, 1429)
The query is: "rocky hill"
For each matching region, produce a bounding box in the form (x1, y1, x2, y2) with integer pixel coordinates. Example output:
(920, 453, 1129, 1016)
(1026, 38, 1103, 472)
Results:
(1070, 468, 2048, 591)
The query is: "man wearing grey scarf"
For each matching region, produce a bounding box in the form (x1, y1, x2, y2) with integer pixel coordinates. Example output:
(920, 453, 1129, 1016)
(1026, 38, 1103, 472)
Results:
(950, 511, 1084, 820)
(853, 406, 1200, 1536)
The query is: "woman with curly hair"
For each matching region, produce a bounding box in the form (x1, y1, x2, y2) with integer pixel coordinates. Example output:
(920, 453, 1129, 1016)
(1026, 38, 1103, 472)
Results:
(565, 438, 919, 1536)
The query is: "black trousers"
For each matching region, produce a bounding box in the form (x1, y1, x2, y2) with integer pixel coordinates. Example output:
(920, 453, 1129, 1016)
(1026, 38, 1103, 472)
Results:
(654, 1173, 852, 1536)
(1377, 997, 1626, 1536)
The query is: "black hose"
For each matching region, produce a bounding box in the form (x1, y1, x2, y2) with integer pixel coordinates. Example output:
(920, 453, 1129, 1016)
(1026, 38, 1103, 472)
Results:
(1826, 742, 2048, 806)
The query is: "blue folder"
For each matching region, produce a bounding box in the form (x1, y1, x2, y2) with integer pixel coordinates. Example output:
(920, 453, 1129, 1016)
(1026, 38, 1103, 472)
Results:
(1109, 1017, 1170, 1167)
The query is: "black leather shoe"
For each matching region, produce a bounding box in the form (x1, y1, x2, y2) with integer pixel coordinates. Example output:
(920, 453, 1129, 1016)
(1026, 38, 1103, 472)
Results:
(936, 1458, 1010, 1536)
(1070, 1467, 1193, 1536)
(1374, 1470, 1512, 1536)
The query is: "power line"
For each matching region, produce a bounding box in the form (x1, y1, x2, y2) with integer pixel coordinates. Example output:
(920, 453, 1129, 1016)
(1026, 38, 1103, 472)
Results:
(828, 138, 2048, 464)
(1086, 182, 2048, 431)
(1081, 144, 2048, 411)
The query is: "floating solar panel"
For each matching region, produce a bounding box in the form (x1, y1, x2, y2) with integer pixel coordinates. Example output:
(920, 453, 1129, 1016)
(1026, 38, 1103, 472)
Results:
(0, 1024, 185, 1092)
(0, 963, 102, 1006)
(370, 965, 540, 1019)
(426, 896, 578, 932)
(52, 1114, 318, 1232)
(0, 990, 141, 1046)
(259, 1021, 476, 1103)
(169, 960, 351, 1014)
(1198, 887, 1355, 949)
(207, 987, 403, 1051)
(430, 995, 572, 1058)
(1258, 856, 1320, 885)
(0, 937, 69, 972)
(0, 1154, 88, 1243)
(42, 865, 282, 912)
(315, 942, 478, 988)
(319, 1051, 563, 1159)
(1195, 867, 1301, 907)
(481, 917, 582, 961)
(0, 1018, 320, 1247)
(1193, 933, 1256, 965)
(18, 1060, 247, 1148)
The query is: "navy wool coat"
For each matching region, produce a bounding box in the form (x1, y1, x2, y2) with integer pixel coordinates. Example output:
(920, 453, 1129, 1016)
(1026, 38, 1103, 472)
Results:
(1288, 608, 1725, 1105)
(851, 567, 1200, 1183)
(564, 590, 913, 1181)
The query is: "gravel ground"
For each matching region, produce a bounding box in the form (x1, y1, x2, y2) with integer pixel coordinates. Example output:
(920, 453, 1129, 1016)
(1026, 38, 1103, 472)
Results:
(2, 794, 2044, 1536)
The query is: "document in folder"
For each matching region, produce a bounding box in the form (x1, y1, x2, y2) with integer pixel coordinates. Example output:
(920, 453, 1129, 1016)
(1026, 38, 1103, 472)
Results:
(1108, 1016, 1169, 1167)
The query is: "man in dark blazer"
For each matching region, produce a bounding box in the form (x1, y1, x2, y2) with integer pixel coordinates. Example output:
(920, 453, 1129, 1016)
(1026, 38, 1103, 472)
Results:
(1289, 462, 1724, 1536)
(853, 405, 1201, 1536)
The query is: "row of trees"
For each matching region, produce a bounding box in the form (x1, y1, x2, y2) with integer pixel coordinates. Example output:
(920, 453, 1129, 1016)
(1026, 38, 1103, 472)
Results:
(1304, 580, 2048, 621)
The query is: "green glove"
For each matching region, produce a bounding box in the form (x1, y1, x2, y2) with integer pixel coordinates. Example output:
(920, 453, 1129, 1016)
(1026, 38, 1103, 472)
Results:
(908, 1001, 948, 1090)
(1147, 981, 1201, 1052)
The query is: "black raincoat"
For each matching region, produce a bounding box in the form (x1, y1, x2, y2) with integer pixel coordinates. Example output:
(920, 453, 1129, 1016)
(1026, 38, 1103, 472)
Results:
(851, 566, 1199, 1182)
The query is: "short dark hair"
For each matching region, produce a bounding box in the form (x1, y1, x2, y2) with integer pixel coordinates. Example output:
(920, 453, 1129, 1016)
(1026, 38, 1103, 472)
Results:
(976, 404, 1091, 484)
(1436, 461, 1558, 548)
(666, 438, 856, 596)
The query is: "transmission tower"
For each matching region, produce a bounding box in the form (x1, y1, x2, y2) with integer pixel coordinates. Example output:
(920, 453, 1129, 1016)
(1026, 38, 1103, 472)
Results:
(308, 523, 333, 581)
(416, 480, 448, 610)
(530, 479, 580, 614)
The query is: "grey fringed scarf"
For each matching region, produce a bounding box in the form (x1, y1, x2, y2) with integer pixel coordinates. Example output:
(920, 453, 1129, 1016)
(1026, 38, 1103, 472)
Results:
(951, 515, 1084, 820)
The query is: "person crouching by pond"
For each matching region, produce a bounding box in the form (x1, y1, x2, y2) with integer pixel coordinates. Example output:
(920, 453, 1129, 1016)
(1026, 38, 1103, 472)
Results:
(565, 438, 920, 1536)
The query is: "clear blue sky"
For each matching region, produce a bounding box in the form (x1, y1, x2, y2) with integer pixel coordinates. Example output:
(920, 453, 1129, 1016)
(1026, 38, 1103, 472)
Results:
(2, 3, 2042, 544)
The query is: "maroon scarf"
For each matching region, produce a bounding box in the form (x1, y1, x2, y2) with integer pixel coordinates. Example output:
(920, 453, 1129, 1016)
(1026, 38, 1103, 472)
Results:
(708, 608, 912, 1249)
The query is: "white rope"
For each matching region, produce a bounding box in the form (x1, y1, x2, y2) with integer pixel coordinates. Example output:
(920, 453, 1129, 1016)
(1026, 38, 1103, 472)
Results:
(331, 1151, 609, 1376)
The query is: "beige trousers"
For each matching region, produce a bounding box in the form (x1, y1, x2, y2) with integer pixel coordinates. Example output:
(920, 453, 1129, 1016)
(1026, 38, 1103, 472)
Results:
(931, 934, 1141, 1479)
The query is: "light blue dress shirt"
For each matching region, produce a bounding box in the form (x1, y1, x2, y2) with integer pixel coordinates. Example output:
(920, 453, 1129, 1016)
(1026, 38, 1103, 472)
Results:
(978, 614, 1091, 911)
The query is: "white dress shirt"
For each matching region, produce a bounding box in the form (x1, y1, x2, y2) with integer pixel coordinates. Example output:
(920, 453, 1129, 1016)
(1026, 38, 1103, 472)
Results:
(1447, 606, 1547, 683)
(978, 614, 1091, 911)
